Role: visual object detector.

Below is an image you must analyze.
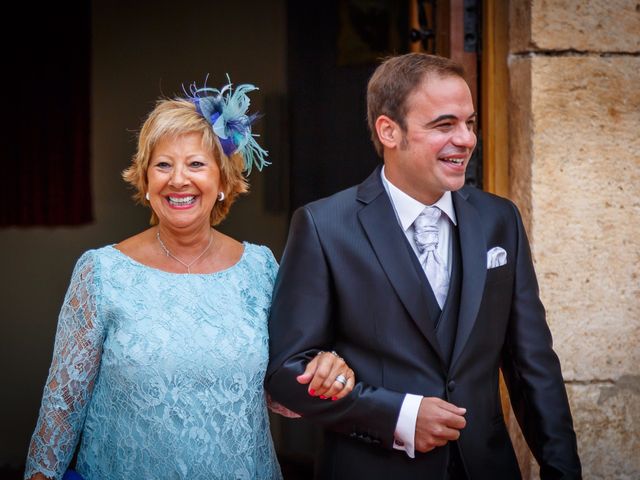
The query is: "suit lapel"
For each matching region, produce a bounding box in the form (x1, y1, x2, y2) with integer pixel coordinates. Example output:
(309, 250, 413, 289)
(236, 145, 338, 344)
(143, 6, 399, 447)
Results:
(450, 189, 487, 369)
(357, 169, 445, 362)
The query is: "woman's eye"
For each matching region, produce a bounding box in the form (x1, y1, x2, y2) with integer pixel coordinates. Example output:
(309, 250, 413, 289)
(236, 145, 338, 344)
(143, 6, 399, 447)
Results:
(190, 161, 205, 168)
(155, 161, 171, 168)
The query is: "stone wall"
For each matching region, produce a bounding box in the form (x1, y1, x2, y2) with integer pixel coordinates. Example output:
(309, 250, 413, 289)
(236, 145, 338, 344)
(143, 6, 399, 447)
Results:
(508, 1, 640, 478)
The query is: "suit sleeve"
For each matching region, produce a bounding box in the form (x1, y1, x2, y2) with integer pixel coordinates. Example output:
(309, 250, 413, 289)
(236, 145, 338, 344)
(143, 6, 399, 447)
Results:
(266, 206, 405, 449)
(500, 202, 582, 479)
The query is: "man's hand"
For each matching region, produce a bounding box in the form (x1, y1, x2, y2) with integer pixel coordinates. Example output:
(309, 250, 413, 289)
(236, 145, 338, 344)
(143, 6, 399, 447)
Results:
(415, 397, 467, 453)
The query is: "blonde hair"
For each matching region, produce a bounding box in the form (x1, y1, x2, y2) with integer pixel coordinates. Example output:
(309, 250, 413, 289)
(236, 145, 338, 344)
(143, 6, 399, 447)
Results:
(122, 98, 248, 226)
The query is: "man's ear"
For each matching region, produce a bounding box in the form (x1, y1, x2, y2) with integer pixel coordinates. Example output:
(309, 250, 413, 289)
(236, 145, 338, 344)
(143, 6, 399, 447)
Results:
(375, 115, 401, 149)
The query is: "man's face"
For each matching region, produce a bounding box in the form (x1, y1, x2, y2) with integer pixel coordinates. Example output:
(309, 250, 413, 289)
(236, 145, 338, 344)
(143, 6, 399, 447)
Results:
(385, 75, 477, 205)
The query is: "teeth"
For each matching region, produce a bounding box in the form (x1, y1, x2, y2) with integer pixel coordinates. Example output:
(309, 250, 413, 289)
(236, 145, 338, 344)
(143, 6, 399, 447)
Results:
(168, 196, 195, 205)
(442, 158, 463, 165)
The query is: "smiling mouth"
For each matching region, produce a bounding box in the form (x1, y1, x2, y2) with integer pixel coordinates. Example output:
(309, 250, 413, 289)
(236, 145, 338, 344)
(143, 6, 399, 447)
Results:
(167, 195, 196, 206)
(440, 157, 465, 165)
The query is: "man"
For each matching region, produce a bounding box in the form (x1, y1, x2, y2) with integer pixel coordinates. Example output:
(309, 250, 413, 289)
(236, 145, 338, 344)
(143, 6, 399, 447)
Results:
(266, 53, 581, 479)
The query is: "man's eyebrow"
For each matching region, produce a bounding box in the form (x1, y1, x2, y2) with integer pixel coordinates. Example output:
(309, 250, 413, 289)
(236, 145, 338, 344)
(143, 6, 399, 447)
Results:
(425, 112, 478, 126)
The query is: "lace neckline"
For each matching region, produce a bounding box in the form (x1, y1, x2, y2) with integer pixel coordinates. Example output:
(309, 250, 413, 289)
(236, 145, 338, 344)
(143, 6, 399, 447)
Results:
(106, 242, 249, 277)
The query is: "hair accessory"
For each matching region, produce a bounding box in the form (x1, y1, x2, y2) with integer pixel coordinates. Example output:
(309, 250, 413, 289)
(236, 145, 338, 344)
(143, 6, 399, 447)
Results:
(183, 75, 269, 174)
(217, 191, 225, 202)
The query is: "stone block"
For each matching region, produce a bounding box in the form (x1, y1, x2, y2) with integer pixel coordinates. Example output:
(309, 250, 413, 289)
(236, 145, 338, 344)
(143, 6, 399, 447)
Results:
(566, 381, 640, 479)
(509, 0, 532, 53)
(531, 0, 640, 52)
(525, 56, 640, 381)
(508, 56, 533, 230)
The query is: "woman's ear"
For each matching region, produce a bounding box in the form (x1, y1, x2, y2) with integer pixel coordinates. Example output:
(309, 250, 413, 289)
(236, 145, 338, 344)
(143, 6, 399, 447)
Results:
(375, 115, 401, 149)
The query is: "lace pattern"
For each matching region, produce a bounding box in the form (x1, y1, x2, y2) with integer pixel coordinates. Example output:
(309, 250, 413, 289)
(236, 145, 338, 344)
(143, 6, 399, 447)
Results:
(25, 243, 282, 480)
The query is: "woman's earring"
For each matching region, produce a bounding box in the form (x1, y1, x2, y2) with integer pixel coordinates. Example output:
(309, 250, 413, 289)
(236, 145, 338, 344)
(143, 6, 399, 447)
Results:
(217, 192, 225, 202)
(145, 192, 150, 201)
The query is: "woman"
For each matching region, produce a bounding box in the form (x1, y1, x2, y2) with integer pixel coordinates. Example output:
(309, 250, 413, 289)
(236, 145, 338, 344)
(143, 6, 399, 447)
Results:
(25, 78, 354, 479)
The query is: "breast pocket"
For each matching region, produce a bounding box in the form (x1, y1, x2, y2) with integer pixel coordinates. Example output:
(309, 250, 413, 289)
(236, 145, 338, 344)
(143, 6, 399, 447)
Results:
(485, 263, 513, 286)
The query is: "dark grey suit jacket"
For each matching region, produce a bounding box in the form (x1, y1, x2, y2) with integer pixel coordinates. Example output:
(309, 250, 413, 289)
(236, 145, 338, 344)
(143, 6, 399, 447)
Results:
(266, 166, 581, 479)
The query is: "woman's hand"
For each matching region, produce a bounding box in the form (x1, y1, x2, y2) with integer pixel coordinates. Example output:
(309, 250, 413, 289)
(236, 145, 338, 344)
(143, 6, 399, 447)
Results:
(296, 351, 355, 401)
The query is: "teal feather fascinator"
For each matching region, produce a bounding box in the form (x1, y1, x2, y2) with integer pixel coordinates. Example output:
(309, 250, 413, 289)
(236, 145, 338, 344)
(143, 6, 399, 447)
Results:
(184, 75, 269, 174)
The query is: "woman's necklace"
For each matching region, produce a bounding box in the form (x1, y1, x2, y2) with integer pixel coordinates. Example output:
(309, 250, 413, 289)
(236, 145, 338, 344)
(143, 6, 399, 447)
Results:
(156, 229, 214, 273)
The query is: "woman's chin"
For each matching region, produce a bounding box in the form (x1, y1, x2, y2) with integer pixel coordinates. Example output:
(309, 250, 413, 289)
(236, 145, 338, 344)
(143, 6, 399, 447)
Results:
(157, 213, 210, 231)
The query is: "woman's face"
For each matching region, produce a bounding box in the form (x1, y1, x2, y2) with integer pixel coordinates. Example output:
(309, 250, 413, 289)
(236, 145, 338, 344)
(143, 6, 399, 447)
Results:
(147, 132, 221, 231)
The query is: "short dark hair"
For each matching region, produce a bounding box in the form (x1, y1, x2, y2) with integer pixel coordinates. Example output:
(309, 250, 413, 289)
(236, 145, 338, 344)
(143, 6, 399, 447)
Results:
(366, 53, 466, 157)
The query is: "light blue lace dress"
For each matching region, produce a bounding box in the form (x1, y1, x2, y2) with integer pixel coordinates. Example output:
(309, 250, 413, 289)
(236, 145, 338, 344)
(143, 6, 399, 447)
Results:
(25, 243, 283, 480)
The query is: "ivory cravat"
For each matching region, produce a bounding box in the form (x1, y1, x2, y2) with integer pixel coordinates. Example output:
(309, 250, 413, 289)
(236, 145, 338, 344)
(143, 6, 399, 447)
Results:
(413, 206, 450, 308)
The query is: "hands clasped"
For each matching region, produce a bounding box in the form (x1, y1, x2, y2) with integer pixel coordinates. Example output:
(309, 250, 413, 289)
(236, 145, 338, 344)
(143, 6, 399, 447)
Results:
(296, 350, 355, 401)
(415, 397, 467, 453)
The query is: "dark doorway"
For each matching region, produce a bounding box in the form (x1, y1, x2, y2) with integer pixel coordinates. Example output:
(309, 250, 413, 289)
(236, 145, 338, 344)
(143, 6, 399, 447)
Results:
(286, 1, 410, 212)
(285, 0, 482, 217)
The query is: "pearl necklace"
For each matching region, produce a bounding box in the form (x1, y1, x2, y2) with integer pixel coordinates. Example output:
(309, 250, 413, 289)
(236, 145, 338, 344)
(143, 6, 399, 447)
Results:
(156, 229, 214, 274)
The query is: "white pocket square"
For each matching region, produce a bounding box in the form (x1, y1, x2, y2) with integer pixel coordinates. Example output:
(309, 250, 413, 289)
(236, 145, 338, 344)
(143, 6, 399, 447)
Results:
(487, 246, 507, 269)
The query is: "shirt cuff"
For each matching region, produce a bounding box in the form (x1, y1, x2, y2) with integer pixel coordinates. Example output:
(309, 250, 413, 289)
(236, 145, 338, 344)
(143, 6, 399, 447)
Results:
(392, 393, 422, 458)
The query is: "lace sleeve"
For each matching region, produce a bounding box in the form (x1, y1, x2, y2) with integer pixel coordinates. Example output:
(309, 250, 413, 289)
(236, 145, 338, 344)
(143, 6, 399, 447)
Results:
(24, 251, 105, 480)
(261, 246, 279, 285)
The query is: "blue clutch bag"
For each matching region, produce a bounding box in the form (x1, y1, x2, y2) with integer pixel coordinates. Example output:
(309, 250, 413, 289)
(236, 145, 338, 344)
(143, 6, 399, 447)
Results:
(62, 469, 85, 480)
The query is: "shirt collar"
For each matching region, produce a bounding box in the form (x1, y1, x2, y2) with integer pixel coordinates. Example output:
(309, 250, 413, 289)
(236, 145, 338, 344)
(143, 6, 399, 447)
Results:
(381, 166, 457, 231)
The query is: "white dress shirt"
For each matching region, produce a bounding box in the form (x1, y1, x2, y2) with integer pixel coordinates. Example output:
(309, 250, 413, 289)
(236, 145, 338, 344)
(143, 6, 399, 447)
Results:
(380, 167, 457, 458)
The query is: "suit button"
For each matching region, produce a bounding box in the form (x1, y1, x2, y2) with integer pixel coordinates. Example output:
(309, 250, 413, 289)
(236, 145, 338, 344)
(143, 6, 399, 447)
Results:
(447, 380, 456, 392)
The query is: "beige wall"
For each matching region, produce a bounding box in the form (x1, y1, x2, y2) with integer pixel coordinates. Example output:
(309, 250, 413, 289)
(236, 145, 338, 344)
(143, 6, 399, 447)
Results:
(509, 1, 640, 478)
(0, 0, 287, 467)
